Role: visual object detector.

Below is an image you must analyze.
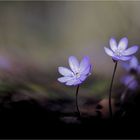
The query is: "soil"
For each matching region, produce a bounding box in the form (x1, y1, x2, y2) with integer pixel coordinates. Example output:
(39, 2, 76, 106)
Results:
(0, 95, 140, 139)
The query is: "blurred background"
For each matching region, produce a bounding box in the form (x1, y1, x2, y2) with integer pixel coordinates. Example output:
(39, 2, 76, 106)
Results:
(0, 1, 140, 120)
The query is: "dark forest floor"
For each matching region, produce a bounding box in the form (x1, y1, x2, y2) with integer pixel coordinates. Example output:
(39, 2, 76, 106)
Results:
(0, 94, 140, 139)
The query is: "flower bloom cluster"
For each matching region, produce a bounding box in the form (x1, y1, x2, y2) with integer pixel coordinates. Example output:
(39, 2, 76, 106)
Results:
(58, 37, 139, 89)
(57, 37, 139, 118)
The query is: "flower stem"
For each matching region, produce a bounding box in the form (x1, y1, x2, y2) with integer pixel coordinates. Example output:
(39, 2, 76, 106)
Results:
(76, 84, 81, 117)
(109, 61, 118, 118)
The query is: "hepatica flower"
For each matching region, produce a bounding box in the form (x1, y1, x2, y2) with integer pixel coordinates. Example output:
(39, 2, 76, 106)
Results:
(122, 56, 140, 74)
(120, 56, 140, 101)
(104, 37, 139, 61)
(104, 37, 139, 118)
(121, 75, 138, 90)
(58, 56, 92, 116)
(58, 56, 92, 86)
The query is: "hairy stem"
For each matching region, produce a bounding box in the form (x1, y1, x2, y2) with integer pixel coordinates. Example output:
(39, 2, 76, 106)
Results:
(76, 85, 81, 117)
(109, 61, 118, 118)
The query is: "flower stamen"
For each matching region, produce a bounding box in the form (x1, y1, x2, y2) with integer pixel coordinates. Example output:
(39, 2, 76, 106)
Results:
(114, 49, 123, 57)
(75, 72, 80, 78)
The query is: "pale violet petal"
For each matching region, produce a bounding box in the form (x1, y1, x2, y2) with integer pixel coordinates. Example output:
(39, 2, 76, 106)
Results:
(58, 76, 74, 83)
(58, 67, 74, 76)
(79, 75, 87, 82)
(121, 75, 131, 85)
(121, 62, 130, 71)
(69, 56, 79, 73)
(119, 56, 132, 61)
(118, 37, 128, 50)
(123, 46, 139, 56)
(121, 75, 137, 90)
(81, 65, 92, 76)
(73, 79, 82, 86)
(110, 37, 117, 51)
(129, 81, 138, 90)
(112, 56, 120, 61)
(80, 56, 90, 73)
(104, 47, 114, 57)
(130, 56, 138, 69)
(65, 78, 77, 86)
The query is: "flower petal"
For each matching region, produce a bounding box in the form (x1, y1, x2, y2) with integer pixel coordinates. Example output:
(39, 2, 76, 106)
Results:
(81, 65, 92, 76)
(121, 75, 133, 85)
(121, 75, 137, 90)
(110, 37, 117, 51)
(121, 62, 129, 71)
(58, 67, 73, 76)
(65, 78, 79, 86)
(73, 79, 82, 86)
(79, 75, 87, 82)
(129, 81, 138, 90)
(80, 56, 90, 73)
(112, 56, 120, 61)
(119, 56, 132, 61)
(104, 47, 114, 57)
(123, 46, 139, 56)
(69, 56, 79, 73)
(58, 76, 74, 83)
(130, 56, 138, 69)
(118, 37, 128, 50)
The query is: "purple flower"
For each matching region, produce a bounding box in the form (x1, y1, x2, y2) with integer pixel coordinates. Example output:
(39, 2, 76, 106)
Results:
(58, 56, 92, 86)
(122, 56, 140, 74)
(121, 75, 138, 90)
(104, 37, 139, 61)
